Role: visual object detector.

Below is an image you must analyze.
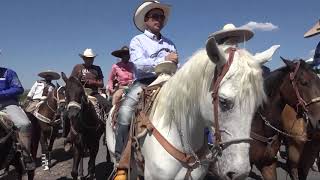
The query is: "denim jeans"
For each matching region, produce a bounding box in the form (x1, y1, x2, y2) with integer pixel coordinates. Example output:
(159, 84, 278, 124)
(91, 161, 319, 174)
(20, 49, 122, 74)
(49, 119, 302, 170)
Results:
(2, 105, 31, 132)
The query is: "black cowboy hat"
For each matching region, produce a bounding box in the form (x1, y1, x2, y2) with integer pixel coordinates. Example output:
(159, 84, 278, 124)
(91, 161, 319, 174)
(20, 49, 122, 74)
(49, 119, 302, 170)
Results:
(111, 46, 130, 58)
(38, 70, 60, 80)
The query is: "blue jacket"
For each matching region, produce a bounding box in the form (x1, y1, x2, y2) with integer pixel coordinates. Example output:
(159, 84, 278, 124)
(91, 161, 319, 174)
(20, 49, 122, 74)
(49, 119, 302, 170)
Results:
(0, 67, 24, 107)
(313, 41, 320, 67)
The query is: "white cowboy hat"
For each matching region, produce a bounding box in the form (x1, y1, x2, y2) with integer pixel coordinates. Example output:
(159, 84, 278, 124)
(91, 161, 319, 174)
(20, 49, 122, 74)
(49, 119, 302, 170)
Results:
(304, 20, 320, 38)
(38, 70, 60, 80)
(134, 1, 171, 32)
(155, 61, 177, 75)
(79, 48, 97, 58)
(209, 23, 254, 45)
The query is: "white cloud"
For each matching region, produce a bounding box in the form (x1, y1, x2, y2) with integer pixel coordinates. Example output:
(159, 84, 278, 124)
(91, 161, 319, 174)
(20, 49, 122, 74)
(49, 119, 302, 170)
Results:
(240, 21, 279, 31)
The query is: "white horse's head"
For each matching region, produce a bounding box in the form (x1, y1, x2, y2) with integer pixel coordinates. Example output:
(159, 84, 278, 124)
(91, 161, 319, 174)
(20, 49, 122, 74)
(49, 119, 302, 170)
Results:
(147, 38, 279, 179)
(204, 38, 279, 179)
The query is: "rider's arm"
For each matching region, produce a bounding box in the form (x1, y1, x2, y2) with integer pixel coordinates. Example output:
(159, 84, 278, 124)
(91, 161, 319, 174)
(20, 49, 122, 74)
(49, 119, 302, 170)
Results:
(313, 41, 320, 66)
(107, 64, 117, 94)
(0, 69, 24, 99)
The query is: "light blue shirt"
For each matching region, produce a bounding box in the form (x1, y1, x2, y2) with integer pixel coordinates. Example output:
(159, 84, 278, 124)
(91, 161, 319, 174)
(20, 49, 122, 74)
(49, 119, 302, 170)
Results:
(129, 30, 177, 80)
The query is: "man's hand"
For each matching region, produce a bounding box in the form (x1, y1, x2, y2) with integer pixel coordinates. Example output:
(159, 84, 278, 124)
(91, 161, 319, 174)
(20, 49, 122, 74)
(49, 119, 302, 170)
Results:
(165, 52, 179, 64)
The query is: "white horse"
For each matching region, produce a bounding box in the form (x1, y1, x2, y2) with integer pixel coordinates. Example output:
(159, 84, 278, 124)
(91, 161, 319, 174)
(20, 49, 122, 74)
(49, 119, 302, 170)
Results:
(106, 38, 280, 179)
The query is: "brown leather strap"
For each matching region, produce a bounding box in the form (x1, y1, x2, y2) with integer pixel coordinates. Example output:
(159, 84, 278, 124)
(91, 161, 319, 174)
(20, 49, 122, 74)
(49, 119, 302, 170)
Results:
(141, 111, 207, 169)
(250, 131, 270, 143)
(289, 61, 308, 112)
(211, 48, 236, 144)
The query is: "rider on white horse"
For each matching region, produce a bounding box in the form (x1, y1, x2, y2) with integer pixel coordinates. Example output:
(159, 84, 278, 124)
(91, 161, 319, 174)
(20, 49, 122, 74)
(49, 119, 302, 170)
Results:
(25, 70, 60, 113)
(114, 0, 178, 162)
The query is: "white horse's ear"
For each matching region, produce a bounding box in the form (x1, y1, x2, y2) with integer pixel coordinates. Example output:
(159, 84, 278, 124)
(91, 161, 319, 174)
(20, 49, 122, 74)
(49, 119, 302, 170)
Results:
(254, 45, 280, 64)
(206, 37, 222, 64)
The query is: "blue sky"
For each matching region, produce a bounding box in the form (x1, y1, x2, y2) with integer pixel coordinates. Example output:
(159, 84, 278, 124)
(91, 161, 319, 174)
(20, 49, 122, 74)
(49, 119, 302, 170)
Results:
(0, 0, 319, 88)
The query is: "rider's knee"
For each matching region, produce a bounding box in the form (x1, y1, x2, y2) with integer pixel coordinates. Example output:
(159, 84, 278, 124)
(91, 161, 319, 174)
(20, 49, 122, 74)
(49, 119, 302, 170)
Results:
(117, 105, 135, 125)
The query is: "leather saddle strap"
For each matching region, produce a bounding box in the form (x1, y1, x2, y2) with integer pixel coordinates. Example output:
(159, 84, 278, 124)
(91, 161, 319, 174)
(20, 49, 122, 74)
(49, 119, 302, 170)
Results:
(140, 112, 205, 168)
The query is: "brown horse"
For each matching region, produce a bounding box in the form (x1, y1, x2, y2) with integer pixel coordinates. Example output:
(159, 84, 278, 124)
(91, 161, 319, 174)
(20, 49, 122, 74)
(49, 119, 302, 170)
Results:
(249, 58, 320, 180)
(26, 85, 66, 170)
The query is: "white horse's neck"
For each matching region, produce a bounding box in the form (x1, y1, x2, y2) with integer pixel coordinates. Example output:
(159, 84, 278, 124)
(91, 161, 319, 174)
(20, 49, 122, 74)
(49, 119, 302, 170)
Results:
(150, 52, 213, 153)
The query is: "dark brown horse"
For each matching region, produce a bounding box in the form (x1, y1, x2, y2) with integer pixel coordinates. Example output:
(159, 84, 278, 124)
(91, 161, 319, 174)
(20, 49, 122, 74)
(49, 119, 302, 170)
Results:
(0, 112, 34, 180)
(26, 85, 66, 170)
(249, 58, 320, 180)
(61, 72, 109, 180)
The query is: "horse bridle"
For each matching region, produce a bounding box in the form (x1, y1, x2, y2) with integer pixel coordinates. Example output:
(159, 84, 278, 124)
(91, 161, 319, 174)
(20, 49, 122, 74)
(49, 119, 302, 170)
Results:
(289, 61, 320, 120)
(210, 48, 252, 157)
(46, 86, 66, 113)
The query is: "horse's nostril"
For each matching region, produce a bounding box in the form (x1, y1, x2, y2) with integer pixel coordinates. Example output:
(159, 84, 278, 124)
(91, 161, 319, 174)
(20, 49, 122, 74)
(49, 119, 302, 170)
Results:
(226, 171, 236, 179)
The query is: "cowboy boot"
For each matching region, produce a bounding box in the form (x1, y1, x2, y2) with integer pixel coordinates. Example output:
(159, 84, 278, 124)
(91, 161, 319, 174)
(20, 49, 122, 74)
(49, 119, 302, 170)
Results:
(18, 132, 36, 171)
(114, 169, 127, 180)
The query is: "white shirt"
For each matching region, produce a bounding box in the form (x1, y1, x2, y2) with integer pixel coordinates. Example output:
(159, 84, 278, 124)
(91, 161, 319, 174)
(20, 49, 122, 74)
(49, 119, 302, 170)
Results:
(27, 80, 54, 100)
(129, 30, 176, 80)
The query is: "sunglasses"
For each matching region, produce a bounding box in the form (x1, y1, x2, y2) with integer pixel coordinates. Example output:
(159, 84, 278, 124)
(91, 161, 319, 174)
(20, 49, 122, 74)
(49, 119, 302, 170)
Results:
(148, 14, 165, 21)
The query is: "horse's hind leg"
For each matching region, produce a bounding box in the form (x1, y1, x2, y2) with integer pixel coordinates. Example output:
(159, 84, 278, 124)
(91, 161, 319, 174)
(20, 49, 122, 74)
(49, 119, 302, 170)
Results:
(12, 154, 23, 180)
(39, 124, 50, 171)
(47, 126, 58, 167)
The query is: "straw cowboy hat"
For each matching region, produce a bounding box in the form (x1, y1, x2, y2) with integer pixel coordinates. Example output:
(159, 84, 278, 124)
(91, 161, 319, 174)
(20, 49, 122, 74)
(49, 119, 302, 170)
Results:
(304, 20, 320, 38)
(155, 61, 177, 75)
(111, 46, 130, 58)
(209, 23, 254, 45)
(79, 48, 97, 58)
(134, 1, 171, 32)
(38, 70, 60, 80)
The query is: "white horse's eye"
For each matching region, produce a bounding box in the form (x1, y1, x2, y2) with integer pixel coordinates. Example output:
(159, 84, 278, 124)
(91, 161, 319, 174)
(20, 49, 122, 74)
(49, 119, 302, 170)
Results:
(219, 97, 234, 112)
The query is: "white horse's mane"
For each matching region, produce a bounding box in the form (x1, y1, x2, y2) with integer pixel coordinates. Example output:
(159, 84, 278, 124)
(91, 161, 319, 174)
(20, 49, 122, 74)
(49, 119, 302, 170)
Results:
(151, 48, 265, 126)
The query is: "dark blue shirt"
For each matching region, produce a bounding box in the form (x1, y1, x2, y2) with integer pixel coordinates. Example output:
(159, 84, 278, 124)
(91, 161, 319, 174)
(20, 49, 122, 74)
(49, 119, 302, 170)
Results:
(313, 41, 320, 66)
(0, 67, 24, 107)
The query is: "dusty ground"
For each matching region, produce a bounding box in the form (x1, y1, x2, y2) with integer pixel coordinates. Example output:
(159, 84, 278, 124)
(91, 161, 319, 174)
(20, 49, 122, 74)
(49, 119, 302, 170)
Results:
(1, 137, 320, 180)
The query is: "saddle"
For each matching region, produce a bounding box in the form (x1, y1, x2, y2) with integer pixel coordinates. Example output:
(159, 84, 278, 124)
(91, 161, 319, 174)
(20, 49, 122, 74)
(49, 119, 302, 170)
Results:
(116, 82, 164, 172)
(87, 94, 108, 124)
(25, 99, 44, 113)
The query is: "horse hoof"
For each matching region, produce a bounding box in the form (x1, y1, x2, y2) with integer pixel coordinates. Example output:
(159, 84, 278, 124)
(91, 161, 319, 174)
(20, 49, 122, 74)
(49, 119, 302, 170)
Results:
(87, 173, 95, 180)
(43, 165, 50, 171)
(77, 176, 85, 180)
(64, 142, 73, 152)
